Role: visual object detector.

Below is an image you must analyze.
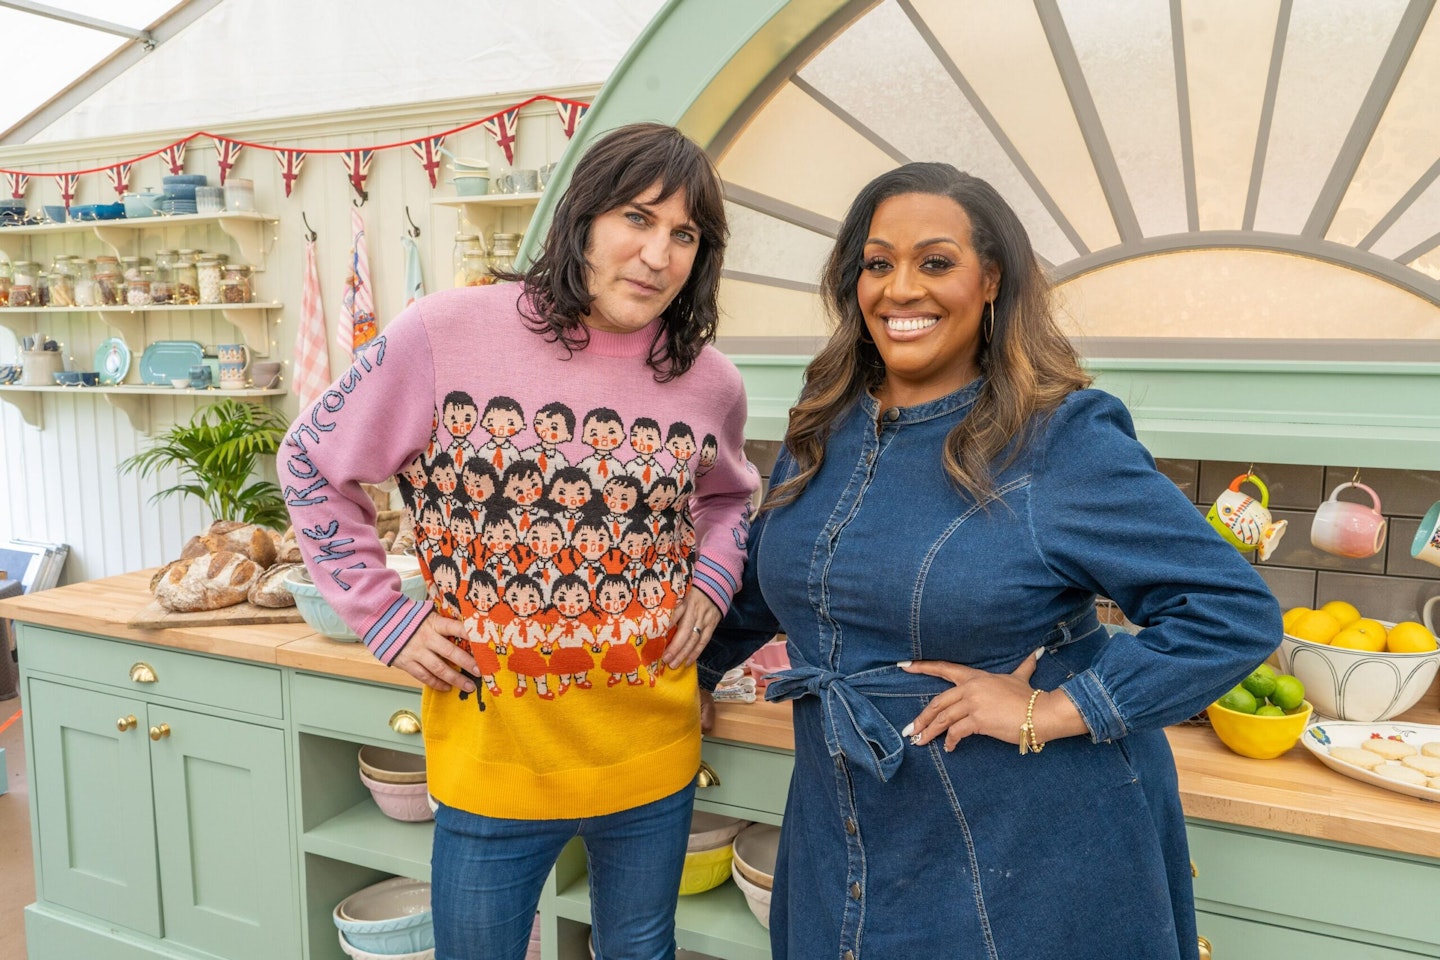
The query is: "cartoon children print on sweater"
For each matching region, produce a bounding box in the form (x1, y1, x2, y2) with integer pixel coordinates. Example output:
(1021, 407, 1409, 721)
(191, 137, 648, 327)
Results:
(547, 574, 597, 694)
(624, 417, 666, 489)
(478, 507, 522, 583)
(595, 573, 643, 686)
(461, 570, 504, 702)
(501, 575, 552, 699)
(549, 466, 595, 542)
(527, 401, 575, 482)
(665, 422, 697, 487)
(600, 473, 644, 543)
(576, 407, 625, 487)
(636, 569, 672, 685)
(643, 477, 679, 538)
(696, 434, 718, 478)
(460, 458, 500, 509)
(502, 459, 547, 535)
(522, 516, 566, 602)
(441, 390, 481, 470)
(478, 396, 526, 473)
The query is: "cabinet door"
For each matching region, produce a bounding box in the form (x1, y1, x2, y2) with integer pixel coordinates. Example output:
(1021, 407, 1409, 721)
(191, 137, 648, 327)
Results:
(1196, 910, 1431, 959)
(149, 705, 298, 960)
(26, 678, 162, 935)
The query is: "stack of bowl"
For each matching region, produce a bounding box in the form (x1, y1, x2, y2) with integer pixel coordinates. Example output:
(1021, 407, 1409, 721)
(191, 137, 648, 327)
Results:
(358, 745, 432, 822)
(333, 876, 434, 959)
(161, 174, 206, 215)
(731, 823, 780, 929)
(680, 811, 748, 896)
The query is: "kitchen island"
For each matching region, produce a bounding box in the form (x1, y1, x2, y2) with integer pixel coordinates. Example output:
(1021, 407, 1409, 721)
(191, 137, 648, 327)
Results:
(4, 572, 1439, 959)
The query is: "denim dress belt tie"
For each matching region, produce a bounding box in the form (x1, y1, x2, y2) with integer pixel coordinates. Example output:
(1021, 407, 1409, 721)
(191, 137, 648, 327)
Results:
(763, 651, 954, 782)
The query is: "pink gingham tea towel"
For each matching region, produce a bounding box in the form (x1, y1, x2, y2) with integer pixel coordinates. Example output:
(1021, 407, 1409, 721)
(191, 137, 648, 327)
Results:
(292, 235, 332, 409)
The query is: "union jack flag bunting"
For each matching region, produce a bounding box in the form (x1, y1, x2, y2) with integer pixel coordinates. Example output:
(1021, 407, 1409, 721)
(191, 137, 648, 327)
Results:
(555, 100, 589, 139)
(482, 107, 520, 165)
(160, 141, 187, 175)
(410, 135, 447, 188)
(275, 149, 307, 197)
(5, 172, 28, 200)
(55, 173, 79, 209)
(106, 163, 132, 197)
(212, 137, 244, 186)
(341, 149, 374, 201)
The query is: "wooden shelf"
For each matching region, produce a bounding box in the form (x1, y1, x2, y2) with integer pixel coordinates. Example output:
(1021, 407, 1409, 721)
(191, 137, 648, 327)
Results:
(430, 193, 543, 209)
(0, 302, 283, 356)
(0, 211, 279, 265)
(0, 383, 286, 433)
(301, 797, 433, 881)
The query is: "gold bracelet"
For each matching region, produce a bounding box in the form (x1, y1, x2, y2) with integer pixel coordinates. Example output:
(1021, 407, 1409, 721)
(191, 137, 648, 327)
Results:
(1018, 689, 1045, 755)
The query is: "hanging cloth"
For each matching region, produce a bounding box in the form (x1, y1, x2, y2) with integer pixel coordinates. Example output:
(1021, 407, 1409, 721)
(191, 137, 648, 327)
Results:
(401, 233, 425, 308)
(338, 207, 377, 358)
(292, 236, 332, 409)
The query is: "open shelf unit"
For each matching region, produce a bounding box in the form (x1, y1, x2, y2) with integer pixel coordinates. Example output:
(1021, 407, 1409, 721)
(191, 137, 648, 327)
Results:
(0, 302, 283, 356)
(0, 382, 285, 432)
(0, 211, 279, 265)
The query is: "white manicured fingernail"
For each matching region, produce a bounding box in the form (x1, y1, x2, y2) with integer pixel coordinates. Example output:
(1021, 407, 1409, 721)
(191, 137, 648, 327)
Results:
(901, 722, 914, 737)
(897, 660, 912, 668)
(1034, 648, 1045, 660)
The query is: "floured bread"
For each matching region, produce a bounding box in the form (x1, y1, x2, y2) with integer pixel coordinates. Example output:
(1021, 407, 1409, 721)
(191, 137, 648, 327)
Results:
(154, 551, 262, 612)
(248, 562, 301, 608)
(1328, 746, 1386, 770)
(180, 520, 278, 568)
(1401, 754, 1440, 778)
(1375, 763, 1428, 786)
(1361, 738, 1417, 761)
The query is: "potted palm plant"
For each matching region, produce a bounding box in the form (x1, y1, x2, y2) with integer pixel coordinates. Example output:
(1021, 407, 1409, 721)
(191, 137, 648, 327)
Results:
(121, 398, 291, 529)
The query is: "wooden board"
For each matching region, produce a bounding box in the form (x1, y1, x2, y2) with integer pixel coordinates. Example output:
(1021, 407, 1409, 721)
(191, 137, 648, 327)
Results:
(127, 598, 306, 628)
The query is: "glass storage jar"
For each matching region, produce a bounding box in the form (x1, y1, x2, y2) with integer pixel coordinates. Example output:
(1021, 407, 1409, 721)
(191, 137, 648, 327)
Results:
(48, 256, 76, 308)
(173, 249, 200, 305)
(0, 258, 10, 301)
(197, 257, 223, 303)
(151, 249, 177, 304)
(488, 233, 520, 280)
(11, 260, 38, 307)
(120, 256, 150, 283)
(126, 278, 153, 306)
(73, 259, 98, 307)
(452, 234, 484, 287)
(221, 263, 253, 302)
(36, 271, 49, 307)
(93, 255, 121, 306)
(460, 251, 492, 286)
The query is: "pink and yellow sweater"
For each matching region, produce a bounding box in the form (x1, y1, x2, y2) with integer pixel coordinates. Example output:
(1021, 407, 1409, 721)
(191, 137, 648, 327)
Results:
(282, 284, 757, 819)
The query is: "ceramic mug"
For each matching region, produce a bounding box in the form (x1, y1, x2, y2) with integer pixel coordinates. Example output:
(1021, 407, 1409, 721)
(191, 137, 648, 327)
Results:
(1424, 595, 1439, 634)
(250, 360, 282, 389)
(1310, 482, 1388, 558)
(1413, 501, 1440, 568)
(187, 364, 211, 389)
(1206, 473, 1288, 560)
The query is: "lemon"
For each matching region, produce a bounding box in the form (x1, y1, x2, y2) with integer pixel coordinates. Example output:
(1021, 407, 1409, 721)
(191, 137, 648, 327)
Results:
(1215, 686, 1258, 714)
(1319, 600, 1362, 627)
(1332, 619, 1387, 652)
(1387, 621, 1439, 653)
(1271, 674, 1305, 711)
(1282, 607, 1311, 633)
(1288, 609, 1342, 645)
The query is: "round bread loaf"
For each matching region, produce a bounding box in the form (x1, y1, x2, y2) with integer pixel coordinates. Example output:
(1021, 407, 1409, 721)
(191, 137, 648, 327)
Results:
(154, 550, 262, 612)
(248, 562, 301, 608)
(180, 520, 278, 568)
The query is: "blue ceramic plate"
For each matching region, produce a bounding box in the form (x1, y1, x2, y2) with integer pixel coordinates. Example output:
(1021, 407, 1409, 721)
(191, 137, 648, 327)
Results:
(94, 337, 131, 385)
(139, 340, 204, 385)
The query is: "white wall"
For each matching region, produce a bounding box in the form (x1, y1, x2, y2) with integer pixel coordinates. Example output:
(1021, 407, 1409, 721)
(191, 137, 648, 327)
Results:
(0, 89, 595, 583)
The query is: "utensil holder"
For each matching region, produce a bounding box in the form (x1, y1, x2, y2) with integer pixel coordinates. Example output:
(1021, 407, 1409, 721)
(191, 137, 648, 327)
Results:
(20, 350, 63, 385)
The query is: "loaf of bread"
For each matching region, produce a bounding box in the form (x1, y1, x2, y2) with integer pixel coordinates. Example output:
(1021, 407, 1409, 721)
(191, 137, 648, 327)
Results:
(154, 551, 262, 612)
(248, 562, 301, 608)
(180, 520, 278, 568)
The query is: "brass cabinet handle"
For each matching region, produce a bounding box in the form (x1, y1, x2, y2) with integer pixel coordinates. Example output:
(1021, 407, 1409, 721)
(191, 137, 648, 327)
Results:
(696, 759, 721, 788)
(130, 662, 157, 684)
(1191, 859, 1198, 878)
(1197, 935, 1212, 960)
(116, 715, 137, 732)
(149, 723, 171, 741)
(389, 710, 421, 735)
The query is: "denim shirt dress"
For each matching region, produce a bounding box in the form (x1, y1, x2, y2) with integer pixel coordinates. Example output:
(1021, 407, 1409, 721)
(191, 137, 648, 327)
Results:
(700, 382, 1282, 960)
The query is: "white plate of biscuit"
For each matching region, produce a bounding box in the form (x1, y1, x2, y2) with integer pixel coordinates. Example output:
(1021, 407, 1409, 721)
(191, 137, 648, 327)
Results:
(1301, 721, 1440, 802)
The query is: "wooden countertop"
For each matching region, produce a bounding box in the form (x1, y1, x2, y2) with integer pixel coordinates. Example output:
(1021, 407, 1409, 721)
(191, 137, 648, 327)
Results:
(5, 573, 1439, 858)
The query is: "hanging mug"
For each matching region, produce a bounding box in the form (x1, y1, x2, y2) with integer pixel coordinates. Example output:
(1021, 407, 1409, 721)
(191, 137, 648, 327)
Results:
(1310, 482, 1387, 558)
(1412, 501, 1440, 569)
(1424, 595, 1439, 635)
(1206, 473, 1288, 560)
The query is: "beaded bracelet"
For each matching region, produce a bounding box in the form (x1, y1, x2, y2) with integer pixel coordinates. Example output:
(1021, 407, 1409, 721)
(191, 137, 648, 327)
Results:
(1018, 689, 1045, 755)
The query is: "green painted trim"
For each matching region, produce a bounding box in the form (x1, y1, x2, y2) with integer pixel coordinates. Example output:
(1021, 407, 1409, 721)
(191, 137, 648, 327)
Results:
(731, 354, 1440, 467)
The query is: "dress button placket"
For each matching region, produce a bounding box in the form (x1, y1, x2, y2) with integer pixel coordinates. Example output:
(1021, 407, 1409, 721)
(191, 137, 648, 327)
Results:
(849, 881, 862, 900)
(843, 951, 856, 960)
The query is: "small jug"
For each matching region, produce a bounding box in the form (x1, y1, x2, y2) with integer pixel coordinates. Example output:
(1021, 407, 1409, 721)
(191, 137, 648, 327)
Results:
(1310, 482, 1387, 559)
(1206, 473, 1287, 560)
(216, 342, 250, 388)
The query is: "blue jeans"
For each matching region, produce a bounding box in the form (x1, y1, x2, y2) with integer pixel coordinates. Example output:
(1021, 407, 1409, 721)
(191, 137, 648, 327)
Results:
(431, 782, 696, 960)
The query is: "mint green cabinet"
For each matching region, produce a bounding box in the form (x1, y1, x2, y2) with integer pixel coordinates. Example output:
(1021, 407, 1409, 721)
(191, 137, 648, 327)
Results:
(19, 625, 299, 960)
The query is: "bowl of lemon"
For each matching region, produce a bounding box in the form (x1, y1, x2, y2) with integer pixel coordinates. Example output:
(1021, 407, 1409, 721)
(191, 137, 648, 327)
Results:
(1278, 600, 1440, 723)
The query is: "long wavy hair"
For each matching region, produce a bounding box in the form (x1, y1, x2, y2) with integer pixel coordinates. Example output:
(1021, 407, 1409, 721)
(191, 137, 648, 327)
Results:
(765, 163, 1090, 510)
(517, 122, 728, 382)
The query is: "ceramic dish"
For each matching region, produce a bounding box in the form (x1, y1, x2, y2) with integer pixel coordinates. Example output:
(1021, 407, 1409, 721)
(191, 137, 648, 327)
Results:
(336, 875, 432, 922)
(1300, 720, 1440, 802)
(95, 337, 131, 385)
(358, 744, 427, 784)
(139, 340, 205, 385)
(337, 930, 434, 960)
(688, 810, 748, 852)
(732, 822, 780, 890)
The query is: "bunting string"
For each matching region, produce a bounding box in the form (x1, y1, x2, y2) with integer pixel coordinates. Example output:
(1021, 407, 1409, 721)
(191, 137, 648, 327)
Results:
(0, 95, 591, 203)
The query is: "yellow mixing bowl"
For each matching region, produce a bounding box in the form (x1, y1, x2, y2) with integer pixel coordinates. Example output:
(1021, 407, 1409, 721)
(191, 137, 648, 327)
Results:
(679, 844, 734, 896)
(1207, 699, 1313, 759)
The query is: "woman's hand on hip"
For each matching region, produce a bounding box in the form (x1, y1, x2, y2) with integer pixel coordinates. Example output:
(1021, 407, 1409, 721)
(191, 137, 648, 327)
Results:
(663, 590, 722, 668)
(390, 611, 479, 693)
(900, 651, 1084, 752)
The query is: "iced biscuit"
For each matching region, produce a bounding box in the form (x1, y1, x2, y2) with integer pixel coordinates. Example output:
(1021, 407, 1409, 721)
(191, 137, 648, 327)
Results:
(1402, 755, 1440, 777)
(1375, 763, 1428, 786)
(1361, 738, 1417, 761)
(1329, 746, 1386, 770)
(1430, 777, 1440, 791)
(1420, 742, 1440, 758)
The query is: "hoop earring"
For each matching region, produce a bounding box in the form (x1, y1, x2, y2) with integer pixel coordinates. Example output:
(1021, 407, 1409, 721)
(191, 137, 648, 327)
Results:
(984, 300, 995, 343)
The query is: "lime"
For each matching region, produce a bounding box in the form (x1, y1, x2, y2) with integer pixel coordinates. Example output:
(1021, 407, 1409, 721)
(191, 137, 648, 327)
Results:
(1271, 674, 1305, 710)
(1216, 686, 1258, 714)
(1255, 704, 1285, 717)
(1241, 668, 1277, 702)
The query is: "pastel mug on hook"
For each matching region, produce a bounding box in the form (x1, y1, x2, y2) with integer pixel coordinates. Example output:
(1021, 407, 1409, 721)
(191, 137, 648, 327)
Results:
(1412, 501, 1440, 568)
(1310, 482, 1387, 559)
(1424, 595, 1439, 635)
(1206, 473, 1288, 560)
